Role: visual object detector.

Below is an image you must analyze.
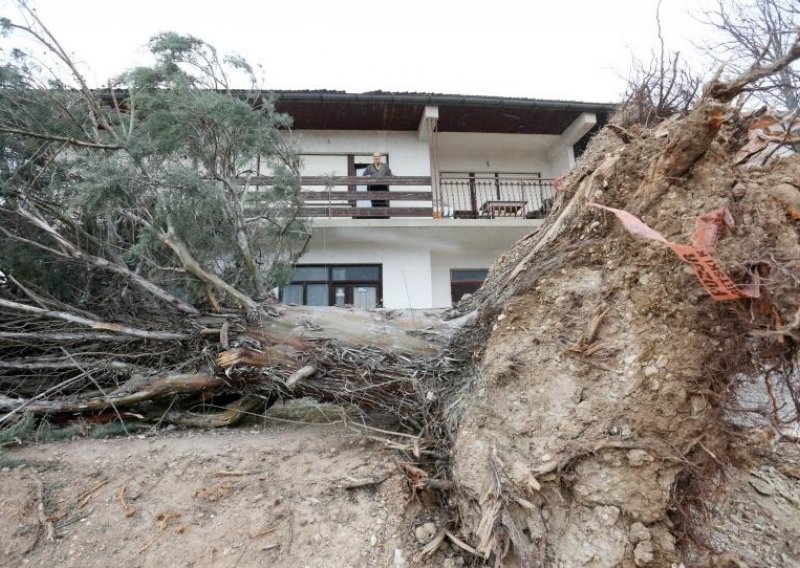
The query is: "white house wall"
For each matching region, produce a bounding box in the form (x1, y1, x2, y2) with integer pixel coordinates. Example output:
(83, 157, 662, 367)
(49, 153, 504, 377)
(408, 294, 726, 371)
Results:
(289, 130, 432, 177)
(549, 145, 574, 175)
(436, 132, 562, 177)
(300, 223, 537, 309)
(282, 130, 574, 179)
(298, 227, 433, 309)
(278, 128, 576, 310)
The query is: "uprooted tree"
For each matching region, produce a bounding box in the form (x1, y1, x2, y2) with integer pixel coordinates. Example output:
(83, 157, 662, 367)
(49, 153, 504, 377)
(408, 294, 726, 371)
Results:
(4, 2, 800, 566)
(0, 2, 462, 471)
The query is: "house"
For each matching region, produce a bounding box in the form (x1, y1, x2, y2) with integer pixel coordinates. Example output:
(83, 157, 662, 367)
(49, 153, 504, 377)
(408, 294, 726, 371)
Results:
(265, 91, 614, 309)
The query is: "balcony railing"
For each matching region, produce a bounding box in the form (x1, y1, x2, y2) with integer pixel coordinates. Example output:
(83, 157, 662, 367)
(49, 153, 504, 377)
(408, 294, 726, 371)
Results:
(244, 175, 555, 219)
(439, 176, 555, 219)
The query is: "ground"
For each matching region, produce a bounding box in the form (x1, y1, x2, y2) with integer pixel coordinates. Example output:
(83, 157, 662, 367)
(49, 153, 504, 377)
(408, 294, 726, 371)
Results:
(0, 420, 460, 568)
(3, 420, 800, 568)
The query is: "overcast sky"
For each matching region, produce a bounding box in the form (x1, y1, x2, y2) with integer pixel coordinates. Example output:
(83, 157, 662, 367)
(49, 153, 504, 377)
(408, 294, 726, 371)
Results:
(2, 0, 719, 103)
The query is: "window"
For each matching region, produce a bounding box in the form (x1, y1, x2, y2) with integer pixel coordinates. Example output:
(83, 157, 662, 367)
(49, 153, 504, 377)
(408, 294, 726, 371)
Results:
(281, 264, 382, 309)
(450, 268, 489, 304)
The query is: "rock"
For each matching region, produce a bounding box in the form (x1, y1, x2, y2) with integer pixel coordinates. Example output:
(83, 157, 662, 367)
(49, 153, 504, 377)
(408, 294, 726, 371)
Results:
(629, 522, 651, 544)
(443, 559, 456, 568)
(749, 476, 775, 496)
(369, 534, 377, 547)
(595, 505, 620, 526)
(393, 548, 406, 568)
(414, 522, 437, 544)
(634, 540, 654, 566)
(624, 354, 638, 365)
(627, 450, 653, 467)
(644, 365, 659, 377)
(689, 395, 707, 416)
(768, 183, 800, 210)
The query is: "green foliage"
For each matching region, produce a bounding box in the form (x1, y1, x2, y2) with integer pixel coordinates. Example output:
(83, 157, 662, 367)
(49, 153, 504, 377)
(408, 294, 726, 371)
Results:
(34, 420, 79, 443)
(0, 15, 310, 308)
(0, 412, 35, 447)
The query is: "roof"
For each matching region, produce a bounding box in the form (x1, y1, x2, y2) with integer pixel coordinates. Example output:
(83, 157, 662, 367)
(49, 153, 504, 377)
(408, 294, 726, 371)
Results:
(267, 90, 617, 135)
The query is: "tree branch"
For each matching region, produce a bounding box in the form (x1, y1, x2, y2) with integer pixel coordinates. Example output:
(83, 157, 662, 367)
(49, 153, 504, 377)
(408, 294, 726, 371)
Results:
(0, 125, 123, 150)
(159, 227, 260, 312)
(707, 33, 800, 101)
(0, 372, 225, 415)
(15, 205, 200, 316)
(0, 298, 189, 341)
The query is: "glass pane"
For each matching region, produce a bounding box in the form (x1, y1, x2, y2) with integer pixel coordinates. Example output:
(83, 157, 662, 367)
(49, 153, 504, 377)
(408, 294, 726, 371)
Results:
(334, 286, 346, 307)
(451, 269, 489, 282)
(353, 286, 378, 310)
(282, 285, 303, 305)
(306, 284, 329, 306)
(291, 266, 327, 282)
(331, 266, 380, 282)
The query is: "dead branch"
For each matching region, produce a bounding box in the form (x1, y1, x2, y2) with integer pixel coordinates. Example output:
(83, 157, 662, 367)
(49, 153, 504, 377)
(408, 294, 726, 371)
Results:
(0, 372, 224, 415)
(0, 298, 188, 341)
(707, 33, 800, 102)
(286, 365, 316, 388)
(166, 395, 263, 428)
(159, 227, 259, 312)
(0, 331, 134, 343)
(32, 473, 55, 544)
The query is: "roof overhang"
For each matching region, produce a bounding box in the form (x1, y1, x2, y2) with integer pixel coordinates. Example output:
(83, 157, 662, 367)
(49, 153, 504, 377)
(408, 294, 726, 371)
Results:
(270, 90, 617, 135)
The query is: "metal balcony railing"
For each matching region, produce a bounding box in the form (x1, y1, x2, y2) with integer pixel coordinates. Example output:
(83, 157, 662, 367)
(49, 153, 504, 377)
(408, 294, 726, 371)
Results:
(439, 175, 555, 219)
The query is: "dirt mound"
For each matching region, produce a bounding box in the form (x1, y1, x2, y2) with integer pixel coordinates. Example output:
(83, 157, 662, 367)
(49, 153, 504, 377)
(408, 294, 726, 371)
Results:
(451, 104, 800, 566)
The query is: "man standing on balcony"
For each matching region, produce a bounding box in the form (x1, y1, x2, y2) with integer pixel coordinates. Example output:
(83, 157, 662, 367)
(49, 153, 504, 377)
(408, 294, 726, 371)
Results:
(362, 152, 392, 210)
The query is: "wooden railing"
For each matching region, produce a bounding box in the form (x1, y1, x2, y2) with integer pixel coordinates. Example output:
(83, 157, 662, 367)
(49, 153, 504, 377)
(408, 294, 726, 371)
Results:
(244, 175, 555, 219)
(246, 176, 433, 218)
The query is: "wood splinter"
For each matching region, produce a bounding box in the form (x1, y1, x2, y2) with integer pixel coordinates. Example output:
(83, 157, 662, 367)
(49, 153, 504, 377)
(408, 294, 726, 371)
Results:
(286, 365, 316, 388)
(32, 473, 55, 544)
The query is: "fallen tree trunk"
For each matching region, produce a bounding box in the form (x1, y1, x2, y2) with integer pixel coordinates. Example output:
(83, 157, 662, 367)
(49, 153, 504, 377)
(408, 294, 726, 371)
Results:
(0, 301, 465, 440)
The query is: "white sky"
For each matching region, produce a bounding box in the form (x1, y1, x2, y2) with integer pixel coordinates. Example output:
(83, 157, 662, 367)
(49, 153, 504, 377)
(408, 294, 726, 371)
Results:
(2, 0, 719, 103)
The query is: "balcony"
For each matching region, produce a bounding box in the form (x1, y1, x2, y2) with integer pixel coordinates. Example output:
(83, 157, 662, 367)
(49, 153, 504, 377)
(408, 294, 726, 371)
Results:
(245, 175, 556, 219)
(439, 175, 555, 219)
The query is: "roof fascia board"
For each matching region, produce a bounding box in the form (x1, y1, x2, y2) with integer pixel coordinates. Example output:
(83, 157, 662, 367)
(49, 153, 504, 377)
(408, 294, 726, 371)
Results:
(270, 91, 616, 114)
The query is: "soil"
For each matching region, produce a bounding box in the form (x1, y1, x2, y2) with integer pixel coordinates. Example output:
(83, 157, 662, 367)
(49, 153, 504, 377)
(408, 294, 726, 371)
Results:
(450, 109, 800, 566)
(0, 421, 462, 568)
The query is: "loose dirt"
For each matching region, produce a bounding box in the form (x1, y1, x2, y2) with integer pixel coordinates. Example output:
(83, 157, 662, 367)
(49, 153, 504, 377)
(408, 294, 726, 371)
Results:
(0, 421, 460, 568)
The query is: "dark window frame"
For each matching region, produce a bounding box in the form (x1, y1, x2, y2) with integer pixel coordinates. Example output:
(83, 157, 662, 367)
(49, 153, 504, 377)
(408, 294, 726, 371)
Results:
(450, 268, 489, 304)
(281, 263, 383, 307)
